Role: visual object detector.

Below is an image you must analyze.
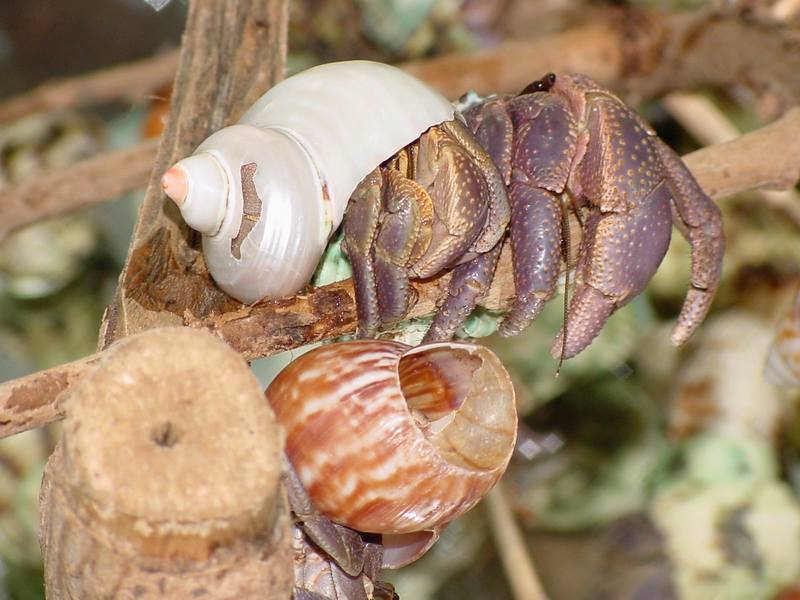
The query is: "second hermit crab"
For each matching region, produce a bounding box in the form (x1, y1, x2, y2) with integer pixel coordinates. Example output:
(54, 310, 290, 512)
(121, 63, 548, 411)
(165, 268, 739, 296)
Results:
(162, 62, 723, 358)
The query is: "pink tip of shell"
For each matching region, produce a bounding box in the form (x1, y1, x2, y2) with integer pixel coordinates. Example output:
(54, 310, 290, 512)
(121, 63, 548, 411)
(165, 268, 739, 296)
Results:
(161, 165, 188, 205)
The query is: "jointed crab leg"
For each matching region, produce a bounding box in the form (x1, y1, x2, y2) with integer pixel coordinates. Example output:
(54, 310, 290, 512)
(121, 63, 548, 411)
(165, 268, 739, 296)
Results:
(343, 169, 383, 338)
(655, 140, 725, 346)
(498, 183, 564, 337)
(284, 458, 367, 577)
(344, 122, 509, 339)
(549, 183, 674, 357)
(422, 241, 503, 342)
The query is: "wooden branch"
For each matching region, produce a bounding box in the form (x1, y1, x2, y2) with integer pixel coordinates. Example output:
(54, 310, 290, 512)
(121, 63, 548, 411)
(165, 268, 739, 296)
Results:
(663, 92, 800, 227)
(40, 328, 292, 598)
(403, 9, 800, 110)
(98, 0, 290, 349)
(3, 7, 799, 238)
(2, 7, 795, 128)
(2, 107, 799, 439)
(403, 19, 624, 97)
(0, 353, 101, 437)
(0, 140, 158, 241)
(681, 107, 800, 198)
(0, 50, 179, 124)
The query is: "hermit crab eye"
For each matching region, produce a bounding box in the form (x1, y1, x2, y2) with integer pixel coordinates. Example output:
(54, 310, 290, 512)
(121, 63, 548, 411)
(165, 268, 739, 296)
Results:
(518, 73, 557, 96)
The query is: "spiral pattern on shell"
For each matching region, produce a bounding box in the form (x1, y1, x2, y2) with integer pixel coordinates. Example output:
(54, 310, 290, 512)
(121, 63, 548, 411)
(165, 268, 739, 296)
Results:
(266, 340, 517, 537)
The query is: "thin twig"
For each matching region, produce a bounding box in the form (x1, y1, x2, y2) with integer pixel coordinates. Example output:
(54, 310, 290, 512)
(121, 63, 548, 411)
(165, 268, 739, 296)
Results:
(0, 50, 179, 125)
(0, 9, 797, 127)
(663, 92, 800, 227)
(2, 107, 800, 439)
(0, 353, 101, 437)
(404, 8, 800, 111)
(486, 482, 549, 600)
(0, 140, 158, 240)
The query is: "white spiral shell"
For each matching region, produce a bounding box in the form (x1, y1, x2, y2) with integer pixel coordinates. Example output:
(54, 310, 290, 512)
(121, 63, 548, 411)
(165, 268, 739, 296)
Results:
(162, 61, 454, 304)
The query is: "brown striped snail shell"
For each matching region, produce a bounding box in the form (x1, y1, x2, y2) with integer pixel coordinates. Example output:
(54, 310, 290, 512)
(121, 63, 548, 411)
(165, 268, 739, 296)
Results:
(266, 339, 517, 568)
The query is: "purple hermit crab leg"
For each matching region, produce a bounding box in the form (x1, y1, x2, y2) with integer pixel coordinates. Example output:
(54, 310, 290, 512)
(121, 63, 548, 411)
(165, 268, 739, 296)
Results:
(284, 458, 366, 578)
(372, 170, 433, 325)
(329, 561, 370, 600)
(493, 93, 577, 337)
(462, 98, 514, 185)
(654, 139, 725, 346)
(293, 589, 329, 600)
(498, 183, 563, 336)
(548, 94, 671, 357)
(417, 115, 510, 342)
(411, 128, 491, 277)
(440, 119, 511, 253)
(343, 169, 383, 338)
(422, 242, 503, 343)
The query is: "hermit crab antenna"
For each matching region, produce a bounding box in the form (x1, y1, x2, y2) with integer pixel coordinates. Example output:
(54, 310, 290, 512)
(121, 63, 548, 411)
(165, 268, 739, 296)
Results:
(518, 73, 557, 96)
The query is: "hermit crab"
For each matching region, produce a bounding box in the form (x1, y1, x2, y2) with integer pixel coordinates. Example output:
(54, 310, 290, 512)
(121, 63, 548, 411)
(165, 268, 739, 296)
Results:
(162, 62, 723, 359)
(265, 339, 517, 598)
(339, 71, 723, 358)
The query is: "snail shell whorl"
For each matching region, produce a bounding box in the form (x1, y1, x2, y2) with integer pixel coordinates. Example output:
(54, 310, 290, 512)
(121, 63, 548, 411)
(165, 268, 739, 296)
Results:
(266, 340, 517, 537)
(164, 61, 455, 304)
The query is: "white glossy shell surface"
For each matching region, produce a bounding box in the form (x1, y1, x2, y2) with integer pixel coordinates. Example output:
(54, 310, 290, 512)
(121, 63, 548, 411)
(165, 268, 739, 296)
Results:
(197, 125, 328, 303)
(241, 60, 455, 227)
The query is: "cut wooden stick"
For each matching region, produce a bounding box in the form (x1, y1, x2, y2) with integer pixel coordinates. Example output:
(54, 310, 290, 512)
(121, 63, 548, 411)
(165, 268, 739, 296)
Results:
(486, 482, 550, 600)
(0, 140, 158, 241)
(0, 50, 178, 125)
(2, 106, 800, 439)
(40, 328, 292, 598)
(37, 3, 294, 598)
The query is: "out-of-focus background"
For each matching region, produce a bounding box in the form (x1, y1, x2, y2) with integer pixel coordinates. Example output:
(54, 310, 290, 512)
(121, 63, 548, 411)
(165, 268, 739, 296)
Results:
(1, 1, 799, 598)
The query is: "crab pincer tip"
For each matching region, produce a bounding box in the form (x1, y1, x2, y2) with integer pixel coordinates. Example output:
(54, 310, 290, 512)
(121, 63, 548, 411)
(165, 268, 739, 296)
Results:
(161, 165, 188, 205)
